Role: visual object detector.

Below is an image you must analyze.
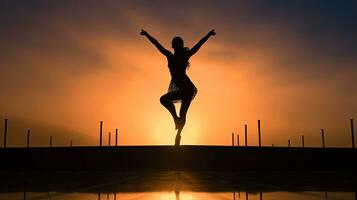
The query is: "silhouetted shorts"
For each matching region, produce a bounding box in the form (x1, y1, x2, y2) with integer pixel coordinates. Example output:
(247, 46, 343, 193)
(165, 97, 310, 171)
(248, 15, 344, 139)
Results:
(167, 78, 197, 103)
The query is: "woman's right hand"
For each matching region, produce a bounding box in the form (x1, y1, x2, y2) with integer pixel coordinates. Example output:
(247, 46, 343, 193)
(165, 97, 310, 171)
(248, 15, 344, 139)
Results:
(140, 29, 148, 36)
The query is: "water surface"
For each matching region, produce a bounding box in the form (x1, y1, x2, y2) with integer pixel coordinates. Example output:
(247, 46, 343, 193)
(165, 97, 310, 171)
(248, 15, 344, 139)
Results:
(0, 171, 356, 200)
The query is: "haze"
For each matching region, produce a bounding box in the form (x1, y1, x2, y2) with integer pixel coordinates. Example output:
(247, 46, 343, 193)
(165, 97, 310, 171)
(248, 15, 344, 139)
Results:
(0, 1, 356, 147)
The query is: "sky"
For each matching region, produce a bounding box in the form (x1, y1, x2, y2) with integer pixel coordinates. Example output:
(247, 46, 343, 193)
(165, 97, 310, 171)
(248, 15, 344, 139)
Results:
(0, 0, 356, 147)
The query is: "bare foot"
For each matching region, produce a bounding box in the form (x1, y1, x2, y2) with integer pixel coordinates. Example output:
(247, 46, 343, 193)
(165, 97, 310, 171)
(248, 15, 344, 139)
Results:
(174, 118, 186, 146)
(174, 133, 181, 146)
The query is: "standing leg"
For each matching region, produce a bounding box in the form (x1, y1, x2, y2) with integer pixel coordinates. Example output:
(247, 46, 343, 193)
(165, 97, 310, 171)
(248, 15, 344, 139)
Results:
(175, 97, 192, 146)
(179, 97, 192, 129)
(160, 91, 182, 130)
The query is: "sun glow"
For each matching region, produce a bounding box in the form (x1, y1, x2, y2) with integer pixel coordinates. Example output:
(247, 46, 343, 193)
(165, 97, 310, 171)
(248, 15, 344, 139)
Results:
(157, 192, 198, 200)
(150, 105, 202, 145)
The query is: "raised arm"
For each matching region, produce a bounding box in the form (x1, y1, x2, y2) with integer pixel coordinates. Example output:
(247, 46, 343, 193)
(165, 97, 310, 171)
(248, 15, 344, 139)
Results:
(189, 29, 216, 57)
(140, 29, 171, 57)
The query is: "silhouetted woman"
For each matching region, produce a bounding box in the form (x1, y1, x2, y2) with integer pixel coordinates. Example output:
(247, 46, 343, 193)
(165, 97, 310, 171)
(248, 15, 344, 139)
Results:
(141, 29, 216, 146)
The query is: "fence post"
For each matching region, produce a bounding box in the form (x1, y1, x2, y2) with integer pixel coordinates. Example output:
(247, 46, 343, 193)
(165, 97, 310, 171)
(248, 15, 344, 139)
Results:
(70, 140, 73, 147)
(237, 134, 239, 147)
(115, 129, 118, 146)
(258, 120, 261, 147)
(288, 139, 291, 147)
(3, 118, 8, 148)
(231, 132, 234, 146)
(50, 136, 53, 147)
(108, 132, 111, 146)
(100, 121, 103, 147)
(351, 118, 355, 148)
(321, 129, 325, 148)
(245, 124, 248, 147)
(27, 129, 30, 148)
(302, 135, 305, 148)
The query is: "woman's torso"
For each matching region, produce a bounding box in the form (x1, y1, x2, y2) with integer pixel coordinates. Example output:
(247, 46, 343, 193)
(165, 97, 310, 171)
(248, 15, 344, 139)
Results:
(167, 52, 195, 90)
(167, 53, 188, 79)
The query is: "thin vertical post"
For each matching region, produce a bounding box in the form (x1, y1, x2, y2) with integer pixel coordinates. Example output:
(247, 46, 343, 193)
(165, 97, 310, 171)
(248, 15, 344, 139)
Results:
(108, 132, 111, 146)
(70, 140, 73, 147)
(321, 129, 325, 148)
(114, 192, 117, 200)
(237, 134, 239, 147)
(288, 139, 291, 147)
(98, 192, 101, 200)
(260, 192, 262, 200)
(246, 192, 248, 200)
(27, 129, 30, 148)
(272, 144, 274, 147)
(115, 129, 118, 146)
(258, 120, 261, 147)
(23, 191, 26, 200)
(231, 132, 234, 146)
(351, 118, 355, 148)
(302, 135, 305, 148)
(3, 118, 8, 148)
(233, 192, 235, 200)
(100, 121, 103, 147)
(245, 124, 248, 147)
(50, 136, 53, 147)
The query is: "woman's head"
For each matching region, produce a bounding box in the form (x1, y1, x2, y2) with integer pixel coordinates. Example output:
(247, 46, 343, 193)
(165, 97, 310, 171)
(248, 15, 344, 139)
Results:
(171, 36, 190, 68)
(171, 36, 184, 50)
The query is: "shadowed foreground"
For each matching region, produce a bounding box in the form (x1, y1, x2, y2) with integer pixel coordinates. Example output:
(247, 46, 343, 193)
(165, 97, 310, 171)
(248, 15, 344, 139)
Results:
(0, 145, 357, 171)
(0, 171, 357, 193)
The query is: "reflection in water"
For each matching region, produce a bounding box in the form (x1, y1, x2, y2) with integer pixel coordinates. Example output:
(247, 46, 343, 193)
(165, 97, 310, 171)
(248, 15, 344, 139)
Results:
(1, 171, 357, 200)
(0, 191, 356, 200)
(175, 191, 180, 200)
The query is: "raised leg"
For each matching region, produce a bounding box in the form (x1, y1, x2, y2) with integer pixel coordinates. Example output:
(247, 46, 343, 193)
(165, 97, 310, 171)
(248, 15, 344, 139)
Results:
(160, 91, 182, 129)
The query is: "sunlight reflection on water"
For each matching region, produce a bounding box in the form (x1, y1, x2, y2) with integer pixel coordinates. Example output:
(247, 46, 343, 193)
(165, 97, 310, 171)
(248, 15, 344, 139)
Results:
(0, 171, 356, 200)
(0, 191, 355, 200)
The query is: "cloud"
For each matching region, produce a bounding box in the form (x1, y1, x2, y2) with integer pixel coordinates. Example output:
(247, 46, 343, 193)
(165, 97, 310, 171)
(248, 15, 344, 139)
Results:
(0, 0, 356, 146)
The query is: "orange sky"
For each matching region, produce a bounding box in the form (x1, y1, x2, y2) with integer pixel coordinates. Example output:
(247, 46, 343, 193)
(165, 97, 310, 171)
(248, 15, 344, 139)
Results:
(0, 1, 356, 147)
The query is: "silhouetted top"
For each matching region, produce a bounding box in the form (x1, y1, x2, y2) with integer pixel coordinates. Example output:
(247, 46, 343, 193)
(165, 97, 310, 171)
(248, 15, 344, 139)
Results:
(167, 50, 189, 80)
(140, 29, 216, 102)
(166, 50, 197, 101)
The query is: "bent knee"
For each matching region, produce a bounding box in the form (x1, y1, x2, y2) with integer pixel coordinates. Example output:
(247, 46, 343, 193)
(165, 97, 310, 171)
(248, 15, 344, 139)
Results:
(160, 95, 168, 105)
(183, 89, 194, 99)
